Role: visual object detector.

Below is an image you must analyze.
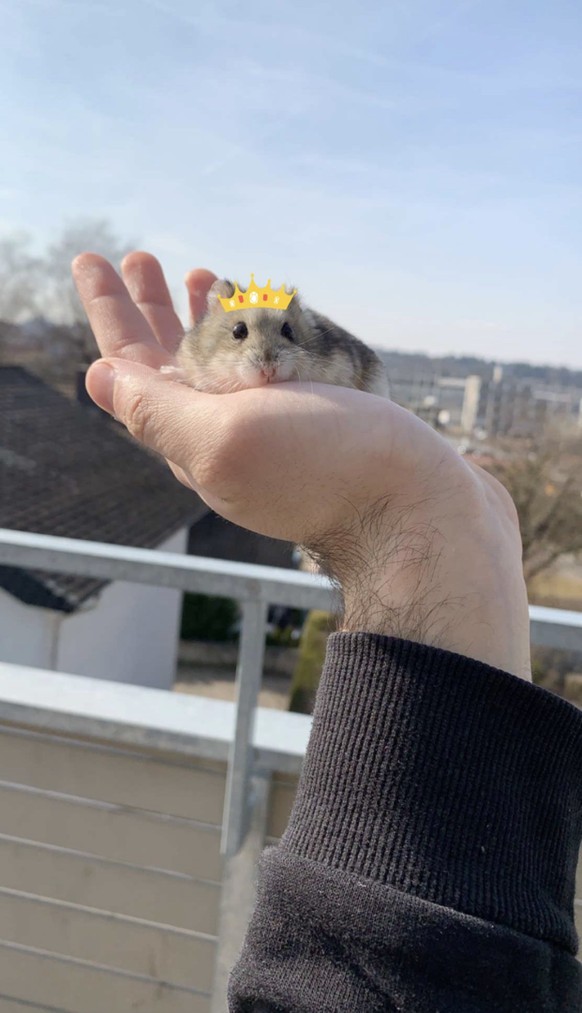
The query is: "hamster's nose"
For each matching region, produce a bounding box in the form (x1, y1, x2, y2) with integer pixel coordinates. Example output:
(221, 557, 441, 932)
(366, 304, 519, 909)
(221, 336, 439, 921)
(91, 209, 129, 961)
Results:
(260, 364, 277, 380)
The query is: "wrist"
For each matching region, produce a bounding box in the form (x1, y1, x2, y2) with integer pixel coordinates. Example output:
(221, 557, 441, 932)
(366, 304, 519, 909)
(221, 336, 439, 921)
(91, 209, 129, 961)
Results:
(310, 482, 531, 681)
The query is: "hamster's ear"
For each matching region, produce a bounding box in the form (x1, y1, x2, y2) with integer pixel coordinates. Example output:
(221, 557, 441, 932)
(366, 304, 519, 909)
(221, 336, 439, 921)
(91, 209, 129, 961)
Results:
(206, 279, 235, 314)
(286, 286, 303, 317)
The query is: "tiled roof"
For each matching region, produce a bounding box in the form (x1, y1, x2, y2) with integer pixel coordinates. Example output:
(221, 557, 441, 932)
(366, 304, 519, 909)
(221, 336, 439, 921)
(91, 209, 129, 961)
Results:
(0, 367, 205, 612)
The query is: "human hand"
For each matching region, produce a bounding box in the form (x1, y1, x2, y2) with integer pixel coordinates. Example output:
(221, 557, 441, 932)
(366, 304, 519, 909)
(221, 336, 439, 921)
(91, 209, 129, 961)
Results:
(72, 252, 531, 681)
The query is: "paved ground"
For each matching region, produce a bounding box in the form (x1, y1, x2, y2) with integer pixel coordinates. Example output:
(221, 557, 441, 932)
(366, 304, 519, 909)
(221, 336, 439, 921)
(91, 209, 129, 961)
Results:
(174, 662, 291, 710)
(529, 553, 582, 610)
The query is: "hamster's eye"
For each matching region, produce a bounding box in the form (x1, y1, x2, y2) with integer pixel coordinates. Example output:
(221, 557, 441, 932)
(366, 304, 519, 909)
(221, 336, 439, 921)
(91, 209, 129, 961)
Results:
(232, 322, 248, 341)
(281, 321, 294, 341)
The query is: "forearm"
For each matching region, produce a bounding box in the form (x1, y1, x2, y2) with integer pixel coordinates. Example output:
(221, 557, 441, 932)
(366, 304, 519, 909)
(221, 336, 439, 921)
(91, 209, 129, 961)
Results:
(229, 635, 582, 1012)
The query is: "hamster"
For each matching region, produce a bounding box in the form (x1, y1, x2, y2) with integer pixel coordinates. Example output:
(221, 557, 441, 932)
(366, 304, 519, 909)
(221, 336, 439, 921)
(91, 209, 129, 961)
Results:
(174, 278, 390, 398)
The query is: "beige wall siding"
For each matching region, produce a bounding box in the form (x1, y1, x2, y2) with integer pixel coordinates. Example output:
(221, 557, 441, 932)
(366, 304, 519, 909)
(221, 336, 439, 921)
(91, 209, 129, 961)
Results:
(0, 890, 215, 991)
(0, 717, 578, 1013)
(0, 781, 222, 879)
(0, 835, 219, 934)
(0, 943, 211, 1013)
(0, 725, 224, 1010)
(0, 727, 226, 822)
(0, 998, 67, 1013)
(267, 772, 298, 840)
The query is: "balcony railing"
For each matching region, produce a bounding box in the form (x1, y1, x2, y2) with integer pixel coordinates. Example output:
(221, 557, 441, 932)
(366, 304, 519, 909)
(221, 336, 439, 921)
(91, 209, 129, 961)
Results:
(0, 528, 335, 854)
(0, 527, 580, 1010)
(1, 528, 581, 851)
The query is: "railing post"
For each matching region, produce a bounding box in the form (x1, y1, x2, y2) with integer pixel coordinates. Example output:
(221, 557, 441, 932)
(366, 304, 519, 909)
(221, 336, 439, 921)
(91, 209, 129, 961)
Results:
(221, 597, 269, 857)
(212, 771, 270, 1013)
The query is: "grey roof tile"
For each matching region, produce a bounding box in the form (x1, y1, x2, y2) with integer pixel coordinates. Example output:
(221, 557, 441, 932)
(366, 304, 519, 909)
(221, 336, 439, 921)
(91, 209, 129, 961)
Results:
(0, 366, 205, 612)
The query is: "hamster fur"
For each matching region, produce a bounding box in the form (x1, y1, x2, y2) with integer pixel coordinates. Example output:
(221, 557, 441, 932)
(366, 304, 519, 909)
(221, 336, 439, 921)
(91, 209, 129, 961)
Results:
(174, 278, 390, 398)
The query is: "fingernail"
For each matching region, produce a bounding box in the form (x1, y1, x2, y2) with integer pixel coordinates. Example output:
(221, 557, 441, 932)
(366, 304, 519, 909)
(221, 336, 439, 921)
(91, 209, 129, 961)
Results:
(86, 360, 116, 415)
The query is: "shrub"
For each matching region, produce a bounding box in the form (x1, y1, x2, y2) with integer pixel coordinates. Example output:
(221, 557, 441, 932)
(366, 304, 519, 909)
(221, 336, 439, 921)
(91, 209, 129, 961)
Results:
(180, 593, 239, 642)
(288, 610, 332, 714)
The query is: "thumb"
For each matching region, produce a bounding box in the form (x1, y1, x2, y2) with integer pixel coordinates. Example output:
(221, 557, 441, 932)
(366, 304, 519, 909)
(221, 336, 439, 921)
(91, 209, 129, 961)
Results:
(86, 359, 226, 482)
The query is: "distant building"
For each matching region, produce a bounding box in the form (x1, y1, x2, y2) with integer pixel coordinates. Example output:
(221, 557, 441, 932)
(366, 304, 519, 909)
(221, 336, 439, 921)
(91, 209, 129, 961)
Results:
(477, 374, 582, 438)
(387, 371, 482, 434)
(436, 375, 482, 433)
(377, 351, 582, 439)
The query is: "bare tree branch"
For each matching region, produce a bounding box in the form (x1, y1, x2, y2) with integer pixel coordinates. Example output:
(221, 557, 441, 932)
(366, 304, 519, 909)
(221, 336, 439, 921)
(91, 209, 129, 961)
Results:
(481, 433, 582, 587)
(0, 233, 42, 321)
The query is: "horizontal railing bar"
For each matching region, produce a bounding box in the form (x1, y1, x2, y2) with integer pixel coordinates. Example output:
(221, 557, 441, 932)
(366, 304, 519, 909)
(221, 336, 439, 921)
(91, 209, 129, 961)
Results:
(529, 605, 582, 651)
(529, 604, 582, 628)
(0, 529, 335, 612)
(1, 530, 581, 643)
(0, 663, 311, 774)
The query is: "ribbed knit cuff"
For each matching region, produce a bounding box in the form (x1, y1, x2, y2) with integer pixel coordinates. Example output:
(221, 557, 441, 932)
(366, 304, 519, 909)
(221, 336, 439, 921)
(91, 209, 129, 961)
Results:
(281, 634, 582, 952)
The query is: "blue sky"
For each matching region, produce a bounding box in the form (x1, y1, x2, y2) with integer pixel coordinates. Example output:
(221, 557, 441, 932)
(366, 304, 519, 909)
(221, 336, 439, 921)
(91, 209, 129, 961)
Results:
(1, 0, 581, 367)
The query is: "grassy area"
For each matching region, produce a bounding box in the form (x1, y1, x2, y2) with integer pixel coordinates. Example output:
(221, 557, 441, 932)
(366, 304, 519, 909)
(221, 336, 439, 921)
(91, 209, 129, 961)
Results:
(528, 571, 582, 611)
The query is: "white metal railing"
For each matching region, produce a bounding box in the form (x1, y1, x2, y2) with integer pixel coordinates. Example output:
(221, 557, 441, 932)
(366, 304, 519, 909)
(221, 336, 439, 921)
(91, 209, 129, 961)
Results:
(0, 527, 581, 858)
(529, 603, 582, 652)
(0, 528, 333, 859)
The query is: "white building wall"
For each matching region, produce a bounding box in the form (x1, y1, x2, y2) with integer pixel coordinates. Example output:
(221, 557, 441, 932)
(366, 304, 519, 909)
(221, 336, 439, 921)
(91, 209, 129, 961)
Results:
(57, 528, 188, 689)
(0, 589, 60, 669)
(461, 375, 482, 434)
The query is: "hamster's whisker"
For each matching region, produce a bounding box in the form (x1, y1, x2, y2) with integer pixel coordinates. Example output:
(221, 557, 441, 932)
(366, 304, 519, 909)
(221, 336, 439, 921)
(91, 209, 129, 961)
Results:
(292, 364, 315, 396)
(297, 335, 323, 348)
(297, 334, 335, 354)
(307, 324, 339, 341)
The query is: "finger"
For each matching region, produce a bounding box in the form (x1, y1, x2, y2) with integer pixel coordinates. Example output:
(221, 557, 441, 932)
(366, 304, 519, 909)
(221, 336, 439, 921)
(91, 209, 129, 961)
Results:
(185, 268, 217, 326)
(72, 253, 170, 368)
(121, 251, 185, 355)
(85, 357, 226, 500)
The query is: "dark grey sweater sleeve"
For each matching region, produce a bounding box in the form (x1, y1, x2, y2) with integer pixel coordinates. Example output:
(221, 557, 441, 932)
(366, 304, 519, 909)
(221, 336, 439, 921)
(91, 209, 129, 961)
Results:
(228, 633, 582, 1012)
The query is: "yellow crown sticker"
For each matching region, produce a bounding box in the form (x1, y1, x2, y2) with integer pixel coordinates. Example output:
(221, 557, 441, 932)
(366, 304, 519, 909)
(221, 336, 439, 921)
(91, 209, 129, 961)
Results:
(219, 274, 296, 312)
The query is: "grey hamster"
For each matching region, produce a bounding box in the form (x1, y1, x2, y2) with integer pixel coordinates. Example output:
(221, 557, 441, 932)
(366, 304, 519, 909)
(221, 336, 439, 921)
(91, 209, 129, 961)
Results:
(174, 278, 390, 397)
